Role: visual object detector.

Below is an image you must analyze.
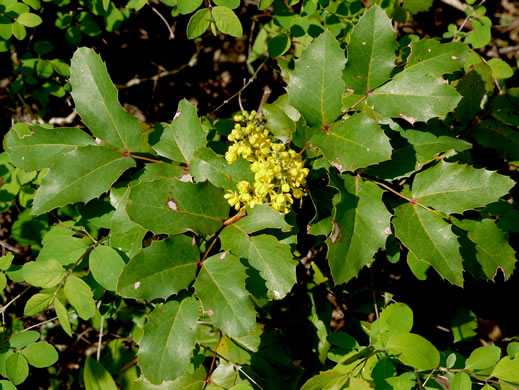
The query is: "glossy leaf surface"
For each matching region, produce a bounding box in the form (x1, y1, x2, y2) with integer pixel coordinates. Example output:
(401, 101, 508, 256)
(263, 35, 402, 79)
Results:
(393, 203, 464, 286)
(194, 253, 256, 337)
(343, 5, 396, 94)
(411, 161, 515, 214)
(117, 236, 199, 300)
(311, 113, 392, 172)
(138, 297, 199, 384)
(32, 145, 135, 215)
(70, 48, 143, 152)
(327, 175, 392, 284)
(287, 30, 345, 127)
(405, 40, 468, 77)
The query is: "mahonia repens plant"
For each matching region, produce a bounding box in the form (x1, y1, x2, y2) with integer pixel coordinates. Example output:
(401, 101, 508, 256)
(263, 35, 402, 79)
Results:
(1, 3, 518, 389)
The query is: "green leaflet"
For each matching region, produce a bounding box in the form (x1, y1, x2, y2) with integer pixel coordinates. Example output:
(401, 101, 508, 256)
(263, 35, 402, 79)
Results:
(220, 228, 296, 299)
(466, 219, 516, 280)
(411, 161, 515, 214)
(343, 5, 397, 95)
(31, 145, 135, 215)
(152, 99, 206, 165)
(70, 48, 144, 152)
(232, 204, 292, 233)
(326, 175, 392, 285)
(310, 113, 392, 172)
(368, 71, 462, 123)
(465, 345, 501, 370)
(286, 30, 345, 128)
(117, 236, 199, 301)
(126, 177, 228, 236)
(21, 342, 58, 368)
(404, 39, 469, 77)
(4, 125, 96, 171)
(194, 253, 256, 337)
(138, 297, 199, 384)
(393, 202, 464, 286)
(190, 147, 254, 191)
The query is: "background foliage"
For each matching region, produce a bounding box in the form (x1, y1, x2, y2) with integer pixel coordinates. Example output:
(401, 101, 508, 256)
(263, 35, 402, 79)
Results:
(1, 0, 518, 389)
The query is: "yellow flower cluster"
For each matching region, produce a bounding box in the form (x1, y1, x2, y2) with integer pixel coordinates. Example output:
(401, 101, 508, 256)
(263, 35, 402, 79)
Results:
(224, 111, 309, 214)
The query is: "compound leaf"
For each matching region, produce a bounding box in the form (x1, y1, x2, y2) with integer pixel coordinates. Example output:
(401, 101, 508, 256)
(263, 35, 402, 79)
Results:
(286, 30, 345, 128)
(117, 235, 199, 301)
(411, 161, 515, 214)
(32, 145, 135, 215)
(343, 5, 397, 95)
(126, 177, 228, 236)
(5, 353, 29, 385)
(310, 113, 392, 172)
(186, 8, 211, 39)
(368, 71, 461, 123)
(138, 297, 199, 384)
(405, 39, 469, 77)
(23, 258, 66, 288)
(23, 293, 53, 316)
(153, 99, 206, 165)
(220, 229, 296, 299)
(70, 47, 144, 152)
(326, 175, 392, 284)
(491, 356, 519, 383)
(393, 202, 464, 286)
(194, 253, 256, 337)
(4, 125, 95, 171)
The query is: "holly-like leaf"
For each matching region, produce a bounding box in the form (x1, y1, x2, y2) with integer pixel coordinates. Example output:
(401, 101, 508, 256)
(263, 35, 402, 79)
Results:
(404, 40, 469, 77)
(386, 333, 440, 370)
(64, 275, 96, 320)
(472, 120, 519, 162)
(89, 245, 125, 291)
(343, 5, 397, 95)
(393, 203, 464, 286)
(117, 236, 199, 300)
(31, 145, 135, 215)
(368, 71, 462, 123)
(70, 48, 144, 152)
(138, 297, 199, 384)
(4, 125, 95, 171)
(466, 219, 516, 280)
(286, 30, 346, 128)
(110, 188, 146, 258)
(400, 129, 471, 165)
(194, 253, 256, 337)
(411, 161, 515, 214)
(310, 113, 392, 173)
(326, 175, 392, 284)
(126, 177, 228, 236)
(220, 228, 296, 299)
(190, 147, 254, 191)
(152, 99, 206, 165)
(233, 204, 292, 233)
